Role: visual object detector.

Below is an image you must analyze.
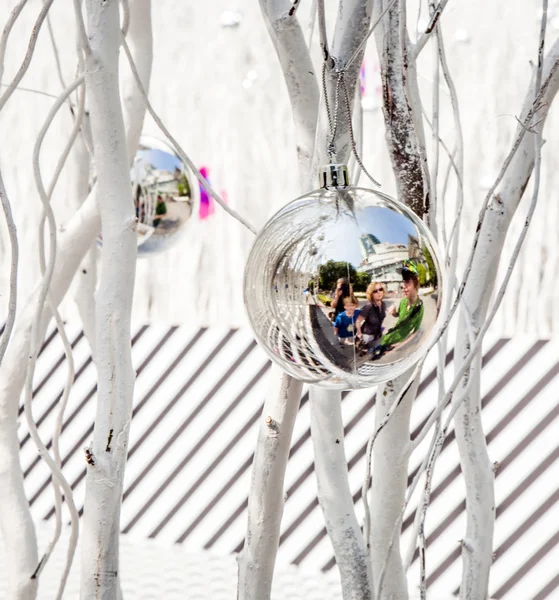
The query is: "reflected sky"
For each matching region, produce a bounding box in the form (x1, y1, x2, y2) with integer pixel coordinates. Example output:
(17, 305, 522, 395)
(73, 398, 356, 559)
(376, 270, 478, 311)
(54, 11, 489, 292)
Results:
(323, 205, 419, 267)
(136, 148, 183, 174)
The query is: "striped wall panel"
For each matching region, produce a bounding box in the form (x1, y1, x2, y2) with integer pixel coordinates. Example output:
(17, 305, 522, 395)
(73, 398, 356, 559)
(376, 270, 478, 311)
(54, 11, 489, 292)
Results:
(15, 322, 559, 599)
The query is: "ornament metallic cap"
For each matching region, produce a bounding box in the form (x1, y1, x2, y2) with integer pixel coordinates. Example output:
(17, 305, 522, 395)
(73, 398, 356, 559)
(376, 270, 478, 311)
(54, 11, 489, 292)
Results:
(318, 164, 350, 189)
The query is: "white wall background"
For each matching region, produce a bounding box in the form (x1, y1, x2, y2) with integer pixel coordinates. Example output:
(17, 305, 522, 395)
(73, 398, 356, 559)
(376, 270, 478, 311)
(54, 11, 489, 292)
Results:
(1, 0, 558, 334)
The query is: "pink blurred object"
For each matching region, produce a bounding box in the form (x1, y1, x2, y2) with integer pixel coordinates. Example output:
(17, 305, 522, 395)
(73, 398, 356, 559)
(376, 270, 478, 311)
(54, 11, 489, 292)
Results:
(198, 166, 215, 220)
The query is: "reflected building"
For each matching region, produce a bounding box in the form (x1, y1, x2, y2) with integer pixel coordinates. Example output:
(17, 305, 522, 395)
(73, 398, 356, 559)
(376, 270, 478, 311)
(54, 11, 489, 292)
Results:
(358, 233, 424, 292)
(359, 234, 409, 292)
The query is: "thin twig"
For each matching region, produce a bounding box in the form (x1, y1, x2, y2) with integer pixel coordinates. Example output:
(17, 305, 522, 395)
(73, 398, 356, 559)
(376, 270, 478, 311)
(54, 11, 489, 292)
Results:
(120, 0, 130, 37)
(0, 83, 60, 99)
(428, 0, 440, 238)
(289, 0, 302, 17)
(46, 11, 67, 90)
(0, 170, 18, 366)
(306, 0, 317, 48)
(316, 0, 333, 66)
(438, 27, 464, 277)
(0, 0, 55, 111)
(73, 0, 91, 56)
(120, 37, 257, 234)
(414, 0, 450, 57)
(0, 0, 28, 86)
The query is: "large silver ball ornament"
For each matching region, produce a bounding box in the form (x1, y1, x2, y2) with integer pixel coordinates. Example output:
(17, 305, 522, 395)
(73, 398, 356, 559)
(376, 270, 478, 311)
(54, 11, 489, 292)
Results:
(98, 136, 195, 257)
(243, 165, 445, 389)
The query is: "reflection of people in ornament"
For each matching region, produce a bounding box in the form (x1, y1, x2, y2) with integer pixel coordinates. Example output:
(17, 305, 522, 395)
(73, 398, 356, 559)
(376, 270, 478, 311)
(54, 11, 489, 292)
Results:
(334, 296, 361, 345)
(153, 194, 168, 227)
(331, 277, 352, 317)
(372, 261, 424, 357)
(356, 282, 386, 349)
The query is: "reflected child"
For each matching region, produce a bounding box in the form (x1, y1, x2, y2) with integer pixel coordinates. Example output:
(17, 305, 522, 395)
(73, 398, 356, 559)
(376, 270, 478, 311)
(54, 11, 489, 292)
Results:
(334, 297, 361, 345)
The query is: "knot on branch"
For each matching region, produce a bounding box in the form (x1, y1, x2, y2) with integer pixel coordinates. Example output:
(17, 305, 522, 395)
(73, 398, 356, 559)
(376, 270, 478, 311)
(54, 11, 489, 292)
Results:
(84, 446, 95, 466)
(265, 415, 279, 436)
(126, 216, 138, 232)
(106, 428, 114, 452)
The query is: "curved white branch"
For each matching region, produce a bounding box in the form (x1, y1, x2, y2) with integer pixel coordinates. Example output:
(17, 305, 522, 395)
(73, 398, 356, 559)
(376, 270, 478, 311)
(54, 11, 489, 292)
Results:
(413, 0, 451, 57)
(0, 0, 28, 86)
(237, 368, 303, 600)
(0, 169, 18, 367)
(0, 0, 55, 111)
(370, 371, 419, 600)
(310, 388, 372, 600)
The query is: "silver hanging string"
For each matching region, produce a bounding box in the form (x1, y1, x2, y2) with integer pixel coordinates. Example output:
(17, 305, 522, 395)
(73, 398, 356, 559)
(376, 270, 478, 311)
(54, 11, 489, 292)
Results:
(322, 61, 341, 162)
(340, 71, 381, 187)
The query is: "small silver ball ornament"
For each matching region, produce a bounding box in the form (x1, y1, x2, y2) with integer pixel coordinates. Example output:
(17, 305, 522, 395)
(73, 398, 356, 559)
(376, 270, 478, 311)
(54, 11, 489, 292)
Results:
(98, 136, 195, 257)
(243, 165, 445, 389)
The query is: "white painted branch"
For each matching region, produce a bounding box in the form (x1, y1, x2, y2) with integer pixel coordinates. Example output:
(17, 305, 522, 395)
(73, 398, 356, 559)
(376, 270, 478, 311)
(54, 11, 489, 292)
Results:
(0, 0, 54, 111)
(370, 371, 419, 600)
(258, 0, 320, 188)
(413, 0, 450, 58)
(79, 0, 137, 597)
(428, 5, 440, 238)
(0, 321, 38, 600)
(120, 0, 152, 166)
(310, 388, 372, 600)
(72, 130, 97, 362)
(373, 0, 427, 218)
(0, 0, 28, 86)
(237, 368, 303, 600)
(0, 167, 18, 366)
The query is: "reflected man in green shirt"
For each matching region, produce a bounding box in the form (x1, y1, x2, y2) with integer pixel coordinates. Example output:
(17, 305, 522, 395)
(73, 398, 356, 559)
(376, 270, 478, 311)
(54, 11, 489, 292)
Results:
(371, 260, 424, 358)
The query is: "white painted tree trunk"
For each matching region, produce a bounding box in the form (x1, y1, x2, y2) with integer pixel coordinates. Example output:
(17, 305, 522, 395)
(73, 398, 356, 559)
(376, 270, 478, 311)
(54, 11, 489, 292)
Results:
(453, 37, 559, 600)
(78, 0, 138, 597)
(310, 388, 372, 600)
(78, 2, 136, 599)
(369, 372, 419, 600)
(237, 367, 303, 600)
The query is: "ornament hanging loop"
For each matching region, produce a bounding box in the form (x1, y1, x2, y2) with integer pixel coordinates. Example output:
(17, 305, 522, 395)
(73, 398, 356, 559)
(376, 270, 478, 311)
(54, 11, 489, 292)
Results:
(321, 59, 381, 187)
(318, 164, 350, 189)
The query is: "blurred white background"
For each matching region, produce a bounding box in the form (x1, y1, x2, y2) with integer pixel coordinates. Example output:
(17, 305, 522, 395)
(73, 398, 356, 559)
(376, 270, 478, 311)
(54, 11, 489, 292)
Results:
(1, 0, 558, 334)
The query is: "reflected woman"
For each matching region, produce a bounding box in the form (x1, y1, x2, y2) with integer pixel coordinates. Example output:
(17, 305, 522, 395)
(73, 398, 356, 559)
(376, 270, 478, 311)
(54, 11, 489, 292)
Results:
(356, 282, 386, 349)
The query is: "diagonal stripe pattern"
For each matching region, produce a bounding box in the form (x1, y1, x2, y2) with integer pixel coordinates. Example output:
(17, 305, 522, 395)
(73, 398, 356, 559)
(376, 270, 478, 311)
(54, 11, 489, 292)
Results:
(16, 323, 559, 600)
